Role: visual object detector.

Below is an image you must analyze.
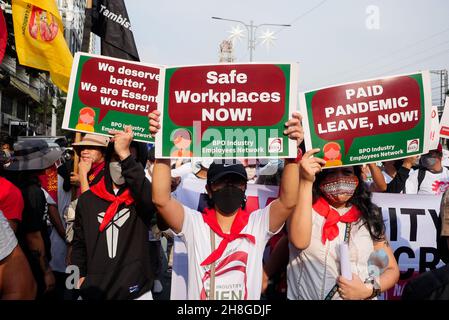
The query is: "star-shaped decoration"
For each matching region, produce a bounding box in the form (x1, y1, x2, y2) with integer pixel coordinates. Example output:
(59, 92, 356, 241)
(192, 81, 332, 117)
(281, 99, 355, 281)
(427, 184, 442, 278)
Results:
(228, 25, 246, 43)
(259, 29, 276, 49)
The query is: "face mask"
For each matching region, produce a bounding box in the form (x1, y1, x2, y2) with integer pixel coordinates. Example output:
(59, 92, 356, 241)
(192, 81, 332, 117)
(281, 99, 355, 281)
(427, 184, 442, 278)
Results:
(109, 161, 125, 186)
(319, 176, 359, 203)
(211, 185, 245, 215)
(420, 155, 437, 169)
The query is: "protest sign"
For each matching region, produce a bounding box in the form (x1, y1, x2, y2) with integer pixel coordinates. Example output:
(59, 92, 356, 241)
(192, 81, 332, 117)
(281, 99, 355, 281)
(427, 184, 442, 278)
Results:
(439, 98, 449, 139)
(429, 105, 441, 150)
(300, 72, 432, 167)
(62, 52, 162, 143)
(170, 179, 444, 300)
(156, 63, 299, 159)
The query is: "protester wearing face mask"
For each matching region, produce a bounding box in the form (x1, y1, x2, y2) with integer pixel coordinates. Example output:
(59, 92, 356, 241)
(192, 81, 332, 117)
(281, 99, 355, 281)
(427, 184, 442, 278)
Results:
(149, 110, 306, 300)
(287, 165, 399, 300)
(71, 126, 156, 300)
(405, 143, 449, 195)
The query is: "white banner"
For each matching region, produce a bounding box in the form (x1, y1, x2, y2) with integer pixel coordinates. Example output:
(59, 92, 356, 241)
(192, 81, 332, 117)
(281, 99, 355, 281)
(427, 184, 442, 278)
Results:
(170, 180, 444, 300)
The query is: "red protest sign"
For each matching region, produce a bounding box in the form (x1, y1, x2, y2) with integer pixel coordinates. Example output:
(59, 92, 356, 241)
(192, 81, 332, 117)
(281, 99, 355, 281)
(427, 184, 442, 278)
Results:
(300, 72, 431, 167)
(78, 56, 160, 123)
(62, 53, 162, 143)
(167, 64, 286, 135)
(311, 77, 421, 154)
(157, 63, 298, 158)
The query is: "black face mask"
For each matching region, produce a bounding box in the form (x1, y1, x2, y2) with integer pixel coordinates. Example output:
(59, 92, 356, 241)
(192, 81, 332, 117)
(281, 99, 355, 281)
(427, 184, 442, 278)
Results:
(211, 185, 245, 215)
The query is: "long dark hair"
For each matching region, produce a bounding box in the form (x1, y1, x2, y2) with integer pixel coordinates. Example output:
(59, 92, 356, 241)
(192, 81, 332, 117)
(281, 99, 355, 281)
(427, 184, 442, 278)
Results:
(313, 166, 385, 241)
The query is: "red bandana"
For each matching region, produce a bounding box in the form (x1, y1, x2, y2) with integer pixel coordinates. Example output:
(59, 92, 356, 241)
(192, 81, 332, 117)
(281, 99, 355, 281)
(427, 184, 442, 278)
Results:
(200, 207, 255, 266)
(90, 177, 134, 232)
(88, 161, 105, 184)
(313, 197, 361, 244)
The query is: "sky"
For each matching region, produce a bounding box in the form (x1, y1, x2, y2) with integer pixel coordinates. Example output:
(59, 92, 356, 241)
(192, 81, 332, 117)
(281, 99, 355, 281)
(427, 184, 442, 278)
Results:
(125, 0, 449, 93)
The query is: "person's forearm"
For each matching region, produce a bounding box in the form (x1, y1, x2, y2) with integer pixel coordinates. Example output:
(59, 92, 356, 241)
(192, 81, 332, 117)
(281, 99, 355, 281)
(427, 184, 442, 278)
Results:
(288, 179, 313, 249)
(26, 232, 51, 275)
(79, 175, 90, 193)
(121, 156, 155, 212)
(379, 267, 399, 293)
(368, 163, 387, 192)
(278, 159, 300, 210)
(152, 159, 173, 208)
(48, 205, 66, 240)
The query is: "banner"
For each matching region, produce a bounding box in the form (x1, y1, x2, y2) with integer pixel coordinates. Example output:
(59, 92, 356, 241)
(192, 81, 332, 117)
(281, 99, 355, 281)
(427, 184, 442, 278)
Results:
(439, 98, 449, 139)
(170, 179, 444, 300)
(91, 0, 140, 61)
(373, 193, 444, 300)
(300, 72, 432, 167)
(12, 0, 73, 92)
(156, 63, 299, 159)
(62, 52, 161, 143)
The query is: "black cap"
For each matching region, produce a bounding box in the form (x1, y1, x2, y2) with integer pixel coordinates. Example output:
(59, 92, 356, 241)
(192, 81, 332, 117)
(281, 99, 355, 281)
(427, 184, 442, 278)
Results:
(207, 160, 248, 184)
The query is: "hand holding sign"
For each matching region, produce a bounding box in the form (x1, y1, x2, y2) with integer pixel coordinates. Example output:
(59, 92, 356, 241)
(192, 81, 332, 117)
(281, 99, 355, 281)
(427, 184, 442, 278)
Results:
(284, 112, 304, 147)
(148, 110, 161, 137)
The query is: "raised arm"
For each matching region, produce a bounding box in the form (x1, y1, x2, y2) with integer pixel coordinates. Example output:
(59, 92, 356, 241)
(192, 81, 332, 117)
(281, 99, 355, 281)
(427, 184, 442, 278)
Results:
(268, 112, 304, 232)
(367, 163, 387, 192)
(149, 110, 185, 233)
(288, 149, 325, 249)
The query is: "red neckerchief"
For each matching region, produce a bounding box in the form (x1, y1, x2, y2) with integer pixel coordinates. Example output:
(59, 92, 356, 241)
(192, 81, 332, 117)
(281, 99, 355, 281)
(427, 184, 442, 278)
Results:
(313, 197, 361, 244)
(88, 161, 105, 184)
(90, 177, 134, 232)
(200, 207, 255, 266)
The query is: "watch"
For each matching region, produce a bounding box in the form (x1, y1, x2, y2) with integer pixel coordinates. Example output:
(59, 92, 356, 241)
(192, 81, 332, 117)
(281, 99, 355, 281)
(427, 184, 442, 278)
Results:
(364, 276, 381, 299)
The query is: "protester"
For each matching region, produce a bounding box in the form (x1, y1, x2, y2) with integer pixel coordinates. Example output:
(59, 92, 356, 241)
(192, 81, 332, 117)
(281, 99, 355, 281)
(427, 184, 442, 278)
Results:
(287, 164, 400, 300)
(149, 109, 305, 300)
(6, 139, 60, 298)
(71, 133, 110, 193)
(368, 156, 419, 193)
(0, 210, 36, 300)
(71, 126, 156, 300)
(65, 134, 110, 266)
(401, 188, 449, 299)
(405, 144, 449, 195)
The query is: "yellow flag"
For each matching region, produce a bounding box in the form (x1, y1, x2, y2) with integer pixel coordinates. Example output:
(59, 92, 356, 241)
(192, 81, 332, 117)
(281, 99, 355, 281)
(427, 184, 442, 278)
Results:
(12, 0, 73, 92)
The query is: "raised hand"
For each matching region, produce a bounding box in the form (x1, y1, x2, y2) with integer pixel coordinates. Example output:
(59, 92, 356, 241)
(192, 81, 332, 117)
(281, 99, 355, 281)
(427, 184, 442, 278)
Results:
(300, 148, 326, 182)
(148, 110, 161, 137)
(108, 125, 133, 161)
(284, 112, 304, 147)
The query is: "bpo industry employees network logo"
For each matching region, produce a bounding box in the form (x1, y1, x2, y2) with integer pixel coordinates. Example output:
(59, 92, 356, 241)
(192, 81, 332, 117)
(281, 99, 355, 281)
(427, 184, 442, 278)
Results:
(268, 137, 283, 153)
(407, 139, 420, 153)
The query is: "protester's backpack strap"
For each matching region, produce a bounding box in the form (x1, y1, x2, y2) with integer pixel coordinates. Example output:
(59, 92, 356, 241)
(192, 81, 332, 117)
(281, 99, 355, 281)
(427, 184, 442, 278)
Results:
(324, 223, 352, 300)
(417, 167, 427, 192)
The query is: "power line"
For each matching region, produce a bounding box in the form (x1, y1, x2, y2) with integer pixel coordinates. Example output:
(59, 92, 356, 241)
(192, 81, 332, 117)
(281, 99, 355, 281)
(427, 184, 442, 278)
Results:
(328, 25, 449, 81)
(378, 47, 449, 76)
(339, 39, 449, 82)
(274, 0, 328, 35)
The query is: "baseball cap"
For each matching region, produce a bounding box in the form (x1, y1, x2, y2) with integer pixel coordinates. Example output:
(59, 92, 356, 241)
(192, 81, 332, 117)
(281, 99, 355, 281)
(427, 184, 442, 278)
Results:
(207, 160, 248, 184)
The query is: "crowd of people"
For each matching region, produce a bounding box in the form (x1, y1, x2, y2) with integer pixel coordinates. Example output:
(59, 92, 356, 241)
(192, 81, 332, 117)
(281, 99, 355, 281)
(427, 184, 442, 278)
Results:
(0, 110, 448, 300)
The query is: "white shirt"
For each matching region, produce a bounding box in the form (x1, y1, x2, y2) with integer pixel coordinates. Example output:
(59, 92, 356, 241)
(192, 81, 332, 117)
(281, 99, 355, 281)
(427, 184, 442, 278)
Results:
(382, 171, 393, 184)
(405, 167, 449, 195)
(177, 203, 278, 300)
(287, 207, 374, 300)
